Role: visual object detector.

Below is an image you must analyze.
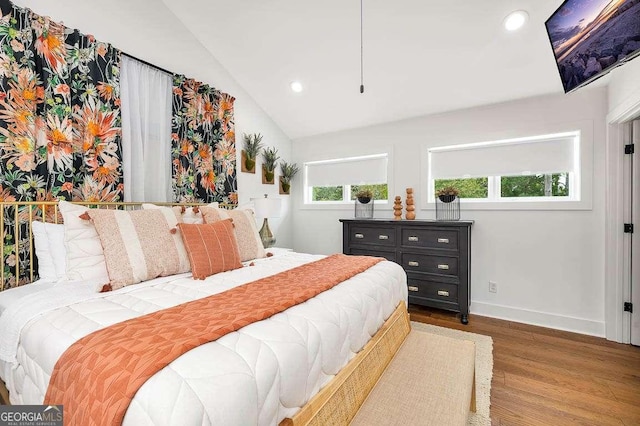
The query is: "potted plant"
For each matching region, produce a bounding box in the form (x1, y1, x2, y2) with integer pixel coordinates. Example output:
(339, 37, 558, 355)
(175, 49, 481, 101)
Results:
(436, 186, 460, 203)
(279, 161, 299, 194)
(356, 188, 373, 204)
(242, 133, 263, 173)
(262, 147, 280, 184)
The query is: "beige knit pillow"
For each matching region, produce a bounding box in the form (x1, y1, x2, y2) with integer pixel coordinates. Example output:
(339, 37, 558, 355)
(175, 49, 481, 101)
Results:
(86, 209, 191, 290)
(200, 206, 266, 262)
(141, 203, 219, 224)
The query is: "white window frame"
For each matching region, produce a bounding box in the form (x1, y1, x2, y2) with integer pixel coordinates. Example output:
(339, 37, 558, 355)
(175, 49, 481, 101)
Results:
(430, 173, 575, 203)
(422, 129, 592, 211)
(304, 184, 390, 205)
(303, 153, 390, 206)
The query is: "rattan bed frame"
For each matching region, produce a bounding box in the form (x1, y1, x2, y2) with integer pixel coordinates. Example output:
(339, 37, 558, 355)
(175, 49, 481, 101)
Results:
(280, 302, 411, 426)
(0, 201, 411, 424)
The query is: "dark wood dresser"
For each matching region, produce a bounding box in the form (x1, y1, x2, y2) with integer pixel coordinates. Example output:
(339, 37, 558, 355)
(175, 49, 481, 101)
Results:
(340, 219, 473, 324)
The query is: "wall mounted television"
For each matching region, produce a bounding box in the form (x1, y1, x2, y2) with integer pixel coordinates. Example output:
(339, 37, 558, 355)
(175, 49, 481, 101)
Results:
(545, 0, 640, 93)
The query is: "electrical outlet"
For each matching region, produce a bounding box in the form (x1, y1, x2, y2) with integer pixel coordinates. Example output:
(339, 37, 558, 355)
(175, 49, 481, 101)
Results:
(489, 281, 498, 293)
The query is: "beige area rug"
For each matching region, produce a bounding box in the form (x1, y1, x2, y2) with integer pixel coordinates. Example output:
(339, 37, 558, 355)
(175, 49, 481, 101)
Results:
(411, 322, 493, 426)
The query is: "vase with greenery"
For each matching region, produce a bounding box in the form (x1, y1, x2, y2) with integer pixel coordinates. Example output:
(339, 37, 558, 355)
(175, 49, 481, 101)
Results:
(262, 147, 280, 183)
(279, 161, 299, 193)
(436, 186, 459, 203)
(356, 188, 373, 204)
(242, 133, 263, 172)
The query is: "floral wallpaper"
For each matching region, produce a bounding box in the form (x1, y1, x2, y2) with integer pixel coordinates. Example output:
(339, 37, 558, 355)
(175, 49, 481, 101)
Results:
(0, 0, 123, 288)
(171, 75, 237, 205)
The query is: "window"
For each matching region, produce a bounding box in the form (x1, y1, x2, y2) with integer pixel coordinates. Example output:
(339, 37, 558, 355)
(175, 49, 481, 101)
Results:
(312, 186, 343, 201)
(350, 184, 388, 201)
(434, 178, 489, 199)
(428, 132, 579, 203)
(305, 154, 389, 204)
(501, 173, 569, 198)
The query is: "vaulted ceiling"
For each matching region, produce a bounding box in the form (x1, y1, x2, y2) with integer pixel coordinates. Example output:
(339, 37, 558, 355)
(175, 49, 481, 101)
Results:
(162, 0, 595, 139)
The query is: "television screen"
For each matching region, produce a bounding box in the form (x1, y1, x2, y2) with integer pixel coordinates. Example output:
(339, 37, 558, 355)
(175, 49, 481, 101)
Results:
(545, 0, 640, 93)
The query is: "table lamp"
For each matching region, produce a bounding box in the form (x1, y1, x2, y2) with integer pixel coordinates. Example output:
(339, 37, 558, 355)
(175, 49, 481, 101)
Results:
(252, 194, 281, 248)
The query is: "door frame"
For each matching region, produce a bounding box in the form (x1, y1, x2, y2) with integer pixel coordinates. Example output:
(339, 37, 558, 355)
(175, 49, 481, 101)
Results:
(605, 99, 640, 343)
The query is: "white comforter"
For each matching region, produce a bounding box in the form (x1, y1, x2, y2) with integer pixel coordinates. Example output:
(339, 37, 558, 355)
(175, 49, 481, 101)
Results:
(0, 252, 407, 425)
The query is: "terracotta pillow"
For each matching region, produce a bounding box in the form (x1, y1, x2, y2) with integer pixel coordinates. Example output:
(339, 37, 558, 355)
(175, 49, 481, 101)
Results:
(87, 209, 191, 290)
(200, 206, 266, 262)
(178, 220, 243, 279)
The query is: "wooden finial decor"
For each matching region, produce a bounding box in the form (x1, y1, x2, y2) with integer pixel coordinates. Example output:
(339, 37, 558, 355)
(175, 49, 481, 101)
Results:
(393, 196, 403, 220)
(405, 188, 416, 220)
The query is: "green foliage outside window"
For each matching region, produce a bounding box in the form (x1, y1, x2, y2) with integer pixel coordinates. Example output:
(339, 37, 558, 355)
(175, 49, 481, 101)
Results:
(311, 184, 388, 202)
(312, 186, 343, 201)
(350, 184, 388, 201)
(434, 174, 569, 199)
(501, 173, 569, 197)
(434, 178, 488, 199)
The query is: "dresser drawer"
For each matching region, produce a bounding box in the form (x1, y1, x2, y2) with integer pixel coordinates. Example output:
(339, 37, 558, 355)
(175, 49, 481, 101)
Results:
(400, 228, 458, 251)
(349, 226, 396, 247)
(341, 219, 472, 324)
(407, 279, 458, 304)
(401, 253, 458, 277)
(349, 248, 396, 262)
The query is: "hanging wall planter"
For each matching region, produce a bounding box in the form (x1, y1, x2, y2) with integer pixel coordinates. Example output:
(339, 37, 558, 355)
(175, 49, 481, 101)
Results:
(278, 161, 299, 195)
(261, 147, 279, 185)
(241, 133, 263, 174)
(262, 165, 275, 184)
(241, 151, 255, 173)
(279, 177, 290, 194)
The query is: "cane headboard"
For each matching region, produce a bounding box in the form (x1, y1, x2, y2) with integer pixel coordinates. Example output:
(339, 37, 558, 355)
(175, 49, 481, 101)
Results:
(0, 201, 234, 291)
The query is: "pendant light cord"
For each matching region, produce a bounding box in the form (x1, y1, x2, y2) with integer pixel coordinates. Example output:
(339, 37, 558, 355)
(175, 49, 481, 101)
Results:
(360, 0, 364, 94)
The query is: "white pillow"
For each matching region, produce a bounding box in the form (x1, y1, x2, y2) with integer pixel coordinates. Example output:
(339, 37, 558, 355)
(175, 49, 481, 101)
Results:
(59, 201, 110, 283)
(32, 221, 56, 281)
(32, 221, 67, 281)
(48, 223, 67, 279)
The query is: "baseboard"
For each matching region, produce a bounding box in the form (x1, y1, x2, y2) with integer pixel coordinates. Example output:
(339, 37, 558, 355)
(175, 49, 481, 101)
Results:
(470, 301, 606, 337)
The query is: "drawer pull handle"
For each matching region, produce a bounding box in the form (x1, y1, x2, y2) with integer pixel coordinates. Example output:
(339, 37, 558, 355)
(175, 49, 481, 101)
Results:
(355, 233, 364, 239)
(437, 238, 449, 244)
(437, 290, 450, 297)
(408, 236, 419, 242)
(408, 261, 420, 267)
(408, 286, 419, 292)
(437, 264, 449, 270)
(378, 235, 389, 240)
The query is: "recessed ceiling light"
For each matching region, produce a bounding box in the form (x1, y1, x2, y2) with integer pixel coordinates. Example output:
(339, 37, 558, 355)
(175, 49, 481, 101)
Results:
(504, 10, 529, 31)
(290, 81, 303, 93)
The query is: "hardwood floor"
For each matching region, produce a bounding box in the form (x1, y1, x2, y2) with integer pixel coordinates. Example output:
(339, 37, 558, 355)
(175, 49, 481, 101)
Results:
(408, 305, 640, 426)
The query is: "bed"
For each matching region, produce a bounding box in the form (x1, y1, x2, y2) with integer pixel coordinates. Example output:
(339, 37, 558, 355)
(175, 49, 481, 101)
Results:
(0, 201, 409, 425)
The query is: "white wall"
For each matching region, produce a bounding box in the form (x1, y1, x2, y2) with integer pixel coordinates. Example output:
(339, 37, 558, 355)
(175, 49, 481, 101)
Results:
(13, 0, 293, 248)
(292, 87, 608, 336)
(608, 59, 640, 120)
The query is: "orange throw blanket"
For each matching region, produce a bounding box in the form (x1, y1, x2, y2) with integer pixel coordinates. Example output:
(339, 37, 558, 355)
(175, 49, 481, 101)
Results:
(44, 254, 382, 425)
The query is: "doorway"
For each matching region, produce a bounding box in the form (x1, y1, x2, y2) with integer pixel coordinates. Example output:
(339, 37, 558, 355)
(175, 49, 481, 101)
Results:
(631, 120, 640, 345)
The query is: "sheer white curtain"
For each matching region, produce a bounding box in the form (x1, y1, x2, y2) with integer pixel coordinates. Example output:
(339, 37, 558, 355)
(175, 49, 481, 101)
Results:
(120, 55, 173, 202)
